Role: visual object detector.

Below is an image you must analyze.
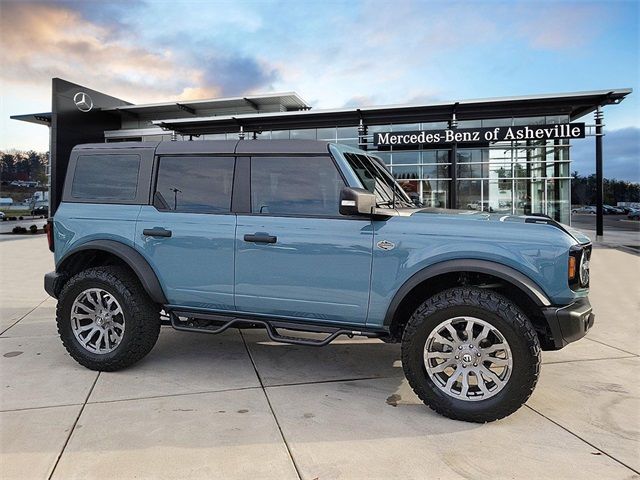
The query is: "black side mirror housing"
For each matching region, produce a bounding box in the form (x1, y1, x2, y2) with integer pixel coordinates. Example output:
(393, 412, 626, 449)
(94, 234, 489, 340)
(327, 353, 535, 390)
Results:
(339, 187, 377, 216)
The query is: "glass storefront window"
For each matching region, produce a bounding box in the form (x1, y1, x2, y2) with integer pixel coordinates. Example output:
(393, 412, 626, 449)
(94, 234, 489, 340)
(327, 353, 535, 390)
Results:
(374, 151, 392, 165)
(392, 150, 420, 164)
(482, 118, 512, 127)
(391, 164, 420, 180)
(392, 123, 420, 131)
(514, 180, 531, 215)
(457, 120, 482, 128)
(513, 116, 546, 126)
(547, 178, 570, 224)
(271, 130, 290, 139)
(420, 180, 448, 208)
(421, 150, 450, 163)
(423, 163, 450, 179)
(456, 180, 483, 210)
(290, 129, 316, 139)
(368, 124, 391, 133)
(486, 179, 513, 213)
(317, 127, 337, 140)
(457, 162, 488, 179)
(421, 121, 448, 130)
(337, 126, 358, 138)
(545, 115, 570, 124)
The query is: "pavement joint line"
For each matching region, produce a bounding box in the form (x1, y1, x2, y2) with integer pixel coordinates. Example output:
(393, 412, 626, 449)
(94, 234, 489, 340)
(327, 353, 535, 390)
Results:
(542, 354, 638, 366)
(525, 404, 640, 475)
(240, 330, 302, 480)
(84, 385, 262, 406)
(0, 297, 49, 336)
(47, 371, 101, 480)
(0, 402, 85, 413)
(584, 337, 639, 356)
(0, 334, 61, 339)
(265, 375, 397, 389)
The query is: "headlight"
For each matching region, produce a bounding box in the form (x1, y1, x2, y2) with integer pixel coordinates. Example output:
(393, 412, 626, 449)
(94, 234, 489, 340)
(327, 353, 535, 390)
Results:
(569, 245, 591, 290)
(579, 248, 590, 287)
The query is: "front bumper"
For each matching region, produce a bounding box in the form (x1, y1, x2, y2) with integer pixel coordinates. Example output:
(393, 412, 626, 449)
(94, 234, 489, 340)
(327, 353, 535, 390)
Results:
(44, 271, 63, 299)
(543, 297, 595, 349)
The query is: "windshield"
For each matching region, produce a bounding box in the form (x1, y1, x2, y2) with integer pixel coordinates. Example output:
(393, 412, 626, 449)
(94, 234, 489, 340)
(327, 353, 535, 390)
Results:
(343, 152, 414, 209)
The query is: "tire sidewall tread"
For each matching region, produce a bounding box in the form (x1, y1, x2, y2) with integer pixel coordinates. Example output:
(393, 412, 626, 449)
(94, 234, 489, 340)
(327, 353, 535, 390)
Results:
(401, 287, 541, 423)
(56, 266, 160, 371)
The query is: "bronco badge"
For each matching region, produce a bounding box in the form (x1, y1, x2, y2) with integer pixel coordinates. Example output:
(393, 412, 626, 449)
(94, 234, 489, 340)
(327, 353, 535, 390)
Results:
(376, 240, 395, 251)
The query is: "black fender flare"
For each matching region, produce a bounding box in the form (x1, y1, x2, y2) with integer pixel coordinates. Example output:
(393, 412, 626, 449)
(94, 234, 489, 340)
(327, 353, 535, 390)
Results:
(383, 259, 551, 327)
(57, 239, 168, 304)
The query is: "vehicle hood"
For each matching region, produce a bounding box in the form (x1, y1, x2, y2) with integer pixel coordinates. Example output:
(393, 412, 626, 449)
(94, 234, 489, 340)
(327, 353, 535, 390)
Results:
(396, 207, 592, 245)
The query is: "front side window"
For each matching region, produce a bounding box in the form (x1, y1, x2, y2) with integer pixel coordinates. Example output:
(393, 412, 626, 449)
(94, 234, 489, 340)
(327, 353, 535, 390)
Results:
(155, 156, 234, 213)
(72, 154, 140, 200)
(251, 156, 344, 216)
(343, 153, 413, 208)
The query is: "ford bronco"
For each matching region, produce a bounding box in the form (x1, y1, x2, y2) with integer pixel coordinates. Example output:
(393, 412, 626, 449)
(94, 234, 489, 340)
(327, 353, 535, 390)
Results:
(44, 139, 594, 422)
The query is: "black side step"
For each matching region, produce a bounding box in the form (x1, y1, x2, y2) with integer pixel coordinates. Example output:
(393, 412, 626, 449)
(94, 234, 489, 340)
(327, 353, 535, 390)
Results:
(168, 311, 381, 347)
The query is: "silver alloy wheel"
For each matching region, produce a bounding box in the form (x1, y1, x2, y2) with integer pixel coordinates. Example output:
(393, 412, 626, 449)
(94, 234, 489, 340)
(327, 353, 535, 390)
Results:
(71, 288, 125, 354)
(423, 316, 512, 401)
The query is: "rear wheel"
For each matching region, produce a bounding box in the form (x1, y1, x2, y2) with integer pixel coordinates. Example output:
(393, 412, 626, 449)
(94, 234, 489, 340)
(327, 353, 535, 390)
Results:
(401, 287, 540, 422)
(57, 266, 161, 371)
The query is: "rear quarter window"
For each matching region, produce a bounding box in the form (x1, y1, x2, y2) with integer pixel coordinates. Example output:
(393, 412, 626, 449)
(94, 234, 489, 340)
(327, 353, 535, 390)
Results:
(71, 154, 140, 200)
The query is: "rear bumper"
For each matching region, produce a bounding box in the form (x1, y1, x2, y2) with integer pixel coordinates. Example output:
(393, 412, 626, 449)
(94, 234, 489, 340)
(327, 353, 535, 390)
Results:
(543, 297, 595, 349)
(44, 271, 63, 299)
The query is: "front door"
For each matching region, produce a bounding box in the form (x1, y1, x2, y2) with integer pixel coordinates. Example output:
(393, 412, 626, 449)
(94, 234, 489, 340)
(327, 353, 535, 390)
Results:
(135, 155, 236, 310)
(234, 156, 373, 325)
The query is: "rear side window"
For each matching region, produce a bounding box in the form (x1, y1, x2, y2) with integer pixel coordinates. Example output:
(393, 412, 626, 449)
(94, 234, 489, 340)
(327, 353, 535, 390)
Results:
(71, 154, 140, 200)
(251, 156, 344, 216)
(154, 156, 235, 213)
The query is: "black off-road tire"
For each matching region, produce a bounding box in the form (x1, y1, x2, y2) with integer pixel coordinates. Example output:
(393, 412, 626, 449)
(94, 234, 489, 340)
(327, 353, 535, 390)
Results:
(56, 266, 161, 371)
(401, 287, 541, 422)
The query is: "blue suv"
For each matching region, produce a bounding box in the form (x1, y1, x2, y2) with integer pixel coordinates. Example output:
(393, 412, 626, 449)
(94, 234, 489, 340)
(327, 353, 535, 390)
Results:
(44, 140, 594, 422)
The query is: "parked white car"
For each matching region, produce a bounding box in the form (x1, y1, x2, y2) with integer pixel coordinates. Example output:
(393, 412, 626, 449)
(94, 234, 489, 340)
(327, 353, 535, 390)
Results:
(571, 206, 596, 214)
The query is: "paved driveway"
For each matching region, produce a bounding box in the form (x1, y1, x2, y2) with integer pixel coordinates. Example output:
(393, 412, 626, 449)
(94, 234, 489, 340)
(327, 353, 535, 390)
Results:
(1, 235, 638, 479)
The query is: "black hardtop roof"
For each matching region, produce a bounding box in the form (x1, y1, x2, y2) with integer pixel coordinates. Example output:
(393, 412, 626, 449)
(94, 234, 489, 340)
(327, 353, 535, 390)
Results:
(72, 139, 333, 156)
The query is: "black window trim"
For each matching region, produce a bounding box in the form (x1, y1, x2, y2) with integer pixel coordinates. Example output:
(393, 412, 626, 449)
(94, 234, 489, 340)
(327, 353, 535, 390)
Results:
(246, 154, 352, 219)
(71, 153, 141, 201)
(63, 150, 154, 206)
(151, 154, 237, 216)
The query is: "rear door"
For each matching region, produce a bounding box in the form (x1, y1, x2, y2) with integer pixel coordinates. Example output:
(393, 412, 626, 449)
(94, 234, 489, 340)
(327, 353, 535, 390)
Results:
(135, 154, 236, 310)
(234, 155, 374, 325)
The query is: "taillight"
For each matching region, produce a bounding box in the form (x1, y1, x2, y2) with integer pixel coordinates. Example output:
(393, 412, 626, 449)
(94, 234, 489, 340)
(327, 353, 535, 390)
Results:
(46, 218, 54, 252)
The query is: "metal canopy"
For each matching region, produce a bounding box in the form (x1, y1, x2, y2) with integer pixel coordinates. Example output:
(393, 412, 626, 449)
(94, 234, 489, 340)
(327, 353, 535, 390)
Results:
(103, 92, 309, 117)
(9, 112, 52, 126)
(152, 88, 632, 135)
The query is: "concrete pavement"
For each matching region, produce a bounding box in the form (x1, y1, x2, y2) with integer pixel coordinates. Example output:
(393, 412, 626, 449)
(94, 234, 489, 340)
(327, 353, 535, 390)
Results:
(1, 235, 639, 479)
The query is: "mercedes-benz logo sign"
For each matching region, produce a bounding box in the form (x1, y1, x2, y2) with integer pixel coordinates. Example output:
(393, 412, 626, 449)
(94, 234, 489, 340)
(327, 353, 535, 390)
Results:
(73, 92, 93, 112)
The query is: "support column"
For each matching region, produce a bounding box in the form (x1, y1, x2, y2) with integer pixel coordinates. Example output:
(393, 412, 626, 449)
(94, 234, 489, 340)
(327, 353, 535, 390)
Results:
(450, 143, 458, 209)
(595, 106, 604, 240)
(449, 112, 458, 209)
(358, 120, 368, 151)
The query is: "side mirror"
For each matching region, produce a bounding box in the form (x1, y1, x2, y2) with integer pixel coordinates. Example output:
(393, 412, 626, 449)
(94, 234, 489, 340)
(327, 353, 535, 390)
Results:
(339, 187, 376, 216)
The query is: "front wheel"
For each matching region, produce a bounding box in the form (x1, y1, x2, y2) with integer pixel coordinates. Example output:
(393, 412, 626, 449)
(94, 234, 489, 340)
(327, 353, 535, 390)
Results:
(401, 287, 541, 422)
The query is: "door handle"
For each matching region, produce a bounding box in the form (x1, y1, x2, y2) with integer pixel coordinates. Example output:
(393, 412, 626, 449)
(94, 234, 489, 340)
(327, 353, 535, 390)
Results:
(143, 228, 172, 238)
(244, 233, 277, 244)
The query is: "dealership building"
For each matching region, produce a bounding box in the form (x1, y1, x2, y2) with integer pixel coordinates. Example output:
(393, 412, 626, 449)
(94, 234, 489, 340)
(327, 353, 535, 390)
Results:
(12, 79, 631, 227)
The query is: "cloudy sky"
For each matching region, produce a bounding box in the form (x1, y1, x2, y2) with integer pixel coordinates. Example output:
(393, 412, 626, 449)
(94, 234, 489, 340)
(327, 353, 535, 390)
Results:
(0, 0, 638, 180)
